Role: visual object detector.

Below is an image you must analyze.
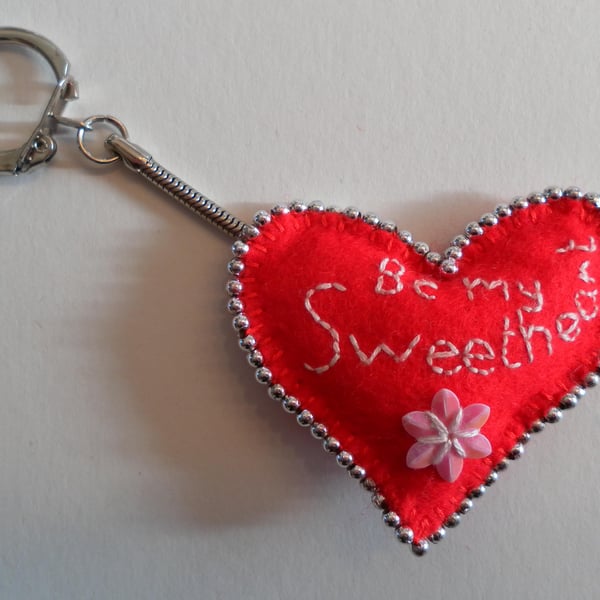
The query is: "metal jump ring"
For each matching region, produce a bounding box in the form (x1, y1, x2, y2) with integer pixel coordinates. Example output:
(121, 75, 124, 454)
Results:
(77, 115, 129, 164)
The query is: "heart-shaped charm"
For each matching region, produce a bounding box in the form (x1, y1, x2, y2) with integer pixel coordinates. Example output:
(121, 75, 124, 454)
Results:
(226, 187, 600, 555)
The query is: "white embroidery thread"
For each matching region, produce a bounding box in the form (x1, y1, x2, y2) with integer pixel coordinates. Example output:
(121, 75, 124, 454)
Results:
(413, 279, 438, 300)
(516, 280, 543, 313)
(556, 237, 597, 253)
(375, 258, 405, 295)
(517, 309, 553, 363)
(556, 312, 581, 342)
(574, 289, 599, 321)
(578, 261, 596, 284)
(349, 334, 422, 365)
(427, 340, 463, 375)
(303, 283, 347, 373)
(501, 316, 522, 369)
(463, 278, 509, 301)
(463, 338, 496, 375)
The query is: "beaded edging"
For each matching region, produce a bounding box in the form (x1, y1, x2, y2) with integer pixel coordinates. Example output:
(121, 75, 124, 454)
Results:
(226, 187, 600, 556)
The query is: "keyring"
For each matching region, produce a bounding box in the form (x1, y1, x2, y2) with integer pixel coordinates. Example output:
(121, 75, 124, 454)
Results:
(76, 115, 129, 164)
(4, 26, 600, 557)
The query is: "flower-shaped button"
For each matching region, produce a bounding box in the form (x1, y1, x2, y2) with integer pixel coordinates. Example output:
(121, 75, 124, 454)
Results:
(402, 389, 492, 482)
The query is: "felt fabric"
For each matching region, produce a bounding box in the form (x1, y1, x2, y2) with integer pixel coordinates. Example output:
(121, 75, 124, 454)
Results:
(238, 199, 600, 541)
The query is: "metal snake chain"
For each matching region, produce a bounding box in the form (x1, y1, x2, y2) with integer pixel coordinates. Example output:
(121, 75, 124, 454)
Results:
(0, 28, 252, 238)
(106, 134, 251, 239)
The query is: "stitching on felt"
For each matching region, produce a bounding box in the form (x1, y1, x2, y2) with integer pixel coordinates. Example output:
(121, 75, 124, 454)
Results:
(501, 316, 522, 369)
(414, 279, 438, 300)
(556, 236, 597, 253)
(579, 260, 596, 283)
(375, 258, 405, 295)
(303, 282, 347, 374)
(243, 201, 600, 544)
(463, 338, 496, 375)
(463, 278, 509, 301)
(516, 308, 553, 363)
(556, 312, 581, 342)
(575, 289, 599, 321)
(426, 340, 463, 375)
(516, 280, 543, 313)
(349, 333, 422, 365)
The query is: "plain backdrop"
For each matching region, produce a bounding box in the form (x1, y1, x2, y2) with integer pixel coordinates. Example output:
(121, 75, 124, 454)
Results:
(1, 2, 600, 599)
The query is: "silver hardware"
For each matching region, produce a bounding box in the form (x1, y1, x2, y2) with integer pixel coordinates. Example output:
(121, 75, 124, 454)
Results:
(77, 116, 128, 164)
(0, 27, 251, 239)
(105, 134, 251, 238)
(396, 527, 414, 544)
(382, 512, 400, 528)
(0, 27, 78, 174)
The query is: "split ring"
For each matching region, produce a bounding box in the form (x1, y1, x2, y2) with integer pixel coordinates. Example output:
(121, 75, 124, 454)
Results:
(77, 115, 129, 164)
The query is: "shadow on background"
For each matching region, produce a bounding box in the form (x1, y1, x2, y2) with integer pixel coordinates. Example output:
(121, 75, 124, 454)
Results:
(97, 175, 501, 530)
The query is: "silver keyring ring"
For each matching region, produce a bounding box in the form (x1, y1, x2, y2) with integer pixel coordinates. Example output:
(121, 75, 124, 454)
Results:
(77, 115, 129, 164)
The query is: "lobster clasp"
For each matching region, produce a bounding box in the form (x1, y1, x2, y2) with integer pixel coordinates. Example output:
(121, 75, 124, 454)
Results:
(0, 27, 79, 174)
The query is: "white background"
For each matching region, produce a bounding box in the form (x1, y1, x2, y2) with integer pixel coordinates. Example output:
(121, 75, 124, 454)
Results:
(1, 2, 600, 598)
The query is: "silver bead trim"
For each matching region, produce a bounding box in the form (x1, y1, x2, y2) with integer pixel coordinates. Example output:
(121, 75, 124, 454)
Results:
(459, 498, 473, 514)
(241, 225, 260, 240)
(363, 212, 380, 226)
(297, 409, 314, 427)
(413, 241, 429, 256)
(371, 492, 388, 510)
(425, 251, 442, 265)
(232, 314, 249, 332)
(282, 395, 300, 413)
(527, 192, 546, 205)
(412, 539, 429, 556)
(290, 201, 308, 213)
(231, 240, 249, 256)
(445, 513, 461, 528)
(383, 511, 401, 528)
(254, 367, 272, 385)
(226, 279, 243, 296)
(227, 297, 244, 314)
(247, 350, 263, 368)
(253, 210, 271, 227)
(343, 206, 361, 219)
(429, 527, 446, 543)
(323, 436, 341, 453)
(512, 196, 528, 210)
(239, 334, 256, 351)
(268, 383, 285, 400)
(565, 186, 583, 199)
(227, 258, 244, 276)
(360, 477, 377, 492)
(396, 527, 414, 544)
(336, 450, 354, 468)
(308, 200, 325, 212)
(271, 204, 290, 216)
(230, 191, 600, 554)
(544, 186, 563, 200)
(348, 465, 366, 480)
(398, 230, 413, 244)
(507, 443, 524, 460)
(494, 204, 512, 218)
(310, 422, 328, 439)
(479, 213, 498, 227)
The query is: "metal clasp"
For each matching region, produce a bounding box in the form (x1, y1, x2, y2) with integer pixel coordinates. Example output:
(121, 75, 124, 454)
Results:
(0, 28, 250, 237)
(0, 27, 79, 174)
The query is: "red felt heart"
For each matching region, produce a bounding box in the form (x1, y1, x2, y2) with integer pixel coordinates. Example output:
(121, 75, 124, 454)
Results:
(230, 194, 600, 550)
